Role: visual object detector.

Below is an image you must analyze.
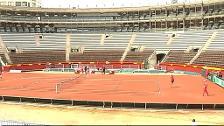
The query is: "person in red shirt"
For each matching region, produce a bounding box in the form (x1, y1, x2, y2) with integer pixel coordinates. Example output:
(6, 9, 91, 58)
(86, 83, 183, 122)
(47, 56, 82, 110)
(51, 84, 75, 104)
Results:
(170, 74, 174, 87)
(203, 79, 209, 96)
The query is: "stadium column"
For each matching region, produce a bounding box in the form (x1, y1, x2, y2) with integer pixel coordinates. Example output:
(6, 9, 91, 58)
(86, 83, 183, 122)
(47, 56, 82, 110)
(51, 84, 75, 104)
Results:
(0, 35, 12, 64)
(200, 2, 204, 30)
(66, 33, 71, 62)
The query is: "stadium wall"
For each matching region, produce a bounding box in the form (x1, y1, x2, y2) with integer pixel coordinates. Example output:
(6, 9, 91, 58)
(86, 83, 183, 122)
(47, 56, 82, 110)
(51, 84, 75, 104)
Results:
(3, 62, 143, 72)
(3, 64, 46, 71)
(3, 62, 224, 76)
(159, 63, 203, 73)
(159, 63, 224, 76)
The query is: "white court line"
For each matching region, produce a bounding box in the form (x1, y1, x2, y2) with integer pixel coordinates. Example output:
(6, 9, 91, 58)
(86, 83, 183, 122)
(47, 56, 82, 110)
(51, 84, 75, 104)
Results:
(20, 76, 78, 80)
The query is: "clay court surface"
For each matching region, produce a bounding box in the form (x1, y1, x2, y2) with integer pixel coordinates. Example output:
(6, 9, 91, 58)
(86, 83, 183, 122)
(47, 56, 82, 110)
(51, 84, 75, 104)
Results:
(0, 72, 224, 125)
(0, 72, 223, 104)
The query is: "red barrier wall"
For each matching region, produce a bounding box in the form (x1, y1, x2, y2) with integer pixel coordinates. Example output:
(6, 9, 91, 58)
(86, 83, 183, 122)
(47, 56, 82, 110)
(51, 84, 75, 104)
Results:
(159, 64, 202, 73)
(159, 62, 224, 76)
(4, 64, 46, 71)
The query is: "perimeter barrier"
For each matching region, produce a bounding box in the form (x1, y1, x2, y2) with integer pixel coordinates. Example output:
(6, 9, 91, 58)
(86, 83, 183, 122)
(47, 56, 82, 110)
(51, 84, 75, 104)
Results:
(208, 75, 224, 88)
(118, 69, 166, 74)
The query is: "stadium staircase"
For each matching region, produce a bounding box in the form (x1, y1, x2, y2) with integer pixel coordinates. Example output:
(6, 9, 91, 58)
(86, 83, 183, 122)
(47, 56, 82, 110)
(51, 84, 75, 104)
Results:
(120, 33, 136, 62)
(0, 35, 11, 64)
(189, 31, 218, 64)
(163, 50, 198, 64)
(192, 51, 224, 67)
(170, 31, 213, 51)
(147, 50, 157, 68)
(160, 50, 171, 63)
(206, 30, 224, 50)
(66, 33, 71, 62)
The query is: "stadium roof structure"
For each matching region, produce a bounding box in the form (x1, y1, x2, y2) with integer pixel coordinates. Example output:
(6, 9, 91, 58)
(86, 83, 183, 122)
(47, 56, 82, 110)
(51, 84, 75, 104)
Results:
(40, 0, 224, 9)
(0, 0, 224, 13)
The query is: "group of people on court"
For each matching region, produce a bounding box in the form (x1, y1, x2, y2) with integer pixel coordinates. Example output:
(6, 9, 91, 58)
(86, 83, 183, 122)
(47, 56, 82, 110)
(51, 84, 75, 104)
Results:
(75, 66, 106, 75)
(170, 74, 209, 96)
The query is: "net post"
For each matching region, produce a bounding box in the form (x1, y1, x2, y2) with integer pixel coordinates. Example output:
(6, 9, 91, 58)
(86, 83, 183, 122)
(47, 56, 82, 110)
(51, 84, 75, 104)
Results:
(72, 100, 74, 106)
(103, 102, 105, 108)
(111, 102, 113, 108)
(176, 104, 178, 110)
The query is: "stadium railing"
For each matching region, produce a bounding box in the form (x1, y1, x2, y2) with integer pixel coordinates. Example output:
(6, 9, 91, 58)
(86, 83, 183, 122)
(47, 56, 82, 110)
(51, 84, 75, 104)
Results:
(0, 120, 41, 125)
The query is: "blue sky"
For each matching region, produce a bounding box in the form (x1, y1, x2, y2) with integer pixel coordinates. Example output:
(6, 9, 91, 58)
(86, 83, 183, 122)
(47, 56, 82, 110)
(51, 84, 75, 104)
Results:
(41, 0, 198, 8)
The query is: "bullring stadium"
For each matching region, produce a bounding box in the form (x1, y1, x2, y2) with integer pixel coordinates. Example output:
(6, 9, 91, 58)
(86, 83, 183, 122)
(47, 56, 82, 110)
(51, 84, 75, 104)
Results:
(0, 0, 224, 125)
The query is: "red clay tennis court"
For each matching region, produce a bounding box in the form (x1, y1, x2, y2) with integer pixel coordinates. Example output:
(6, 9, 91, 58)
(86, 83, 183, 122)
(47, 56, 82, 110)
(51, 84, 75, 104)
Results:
(0, 72, 224, 109)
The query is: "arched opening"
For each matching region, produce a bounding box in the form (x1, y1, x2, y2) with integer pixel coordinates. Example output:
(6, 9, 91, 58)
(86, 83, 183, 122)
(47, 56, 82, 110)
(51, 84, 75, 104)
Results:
(156, 53, 166, 64)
